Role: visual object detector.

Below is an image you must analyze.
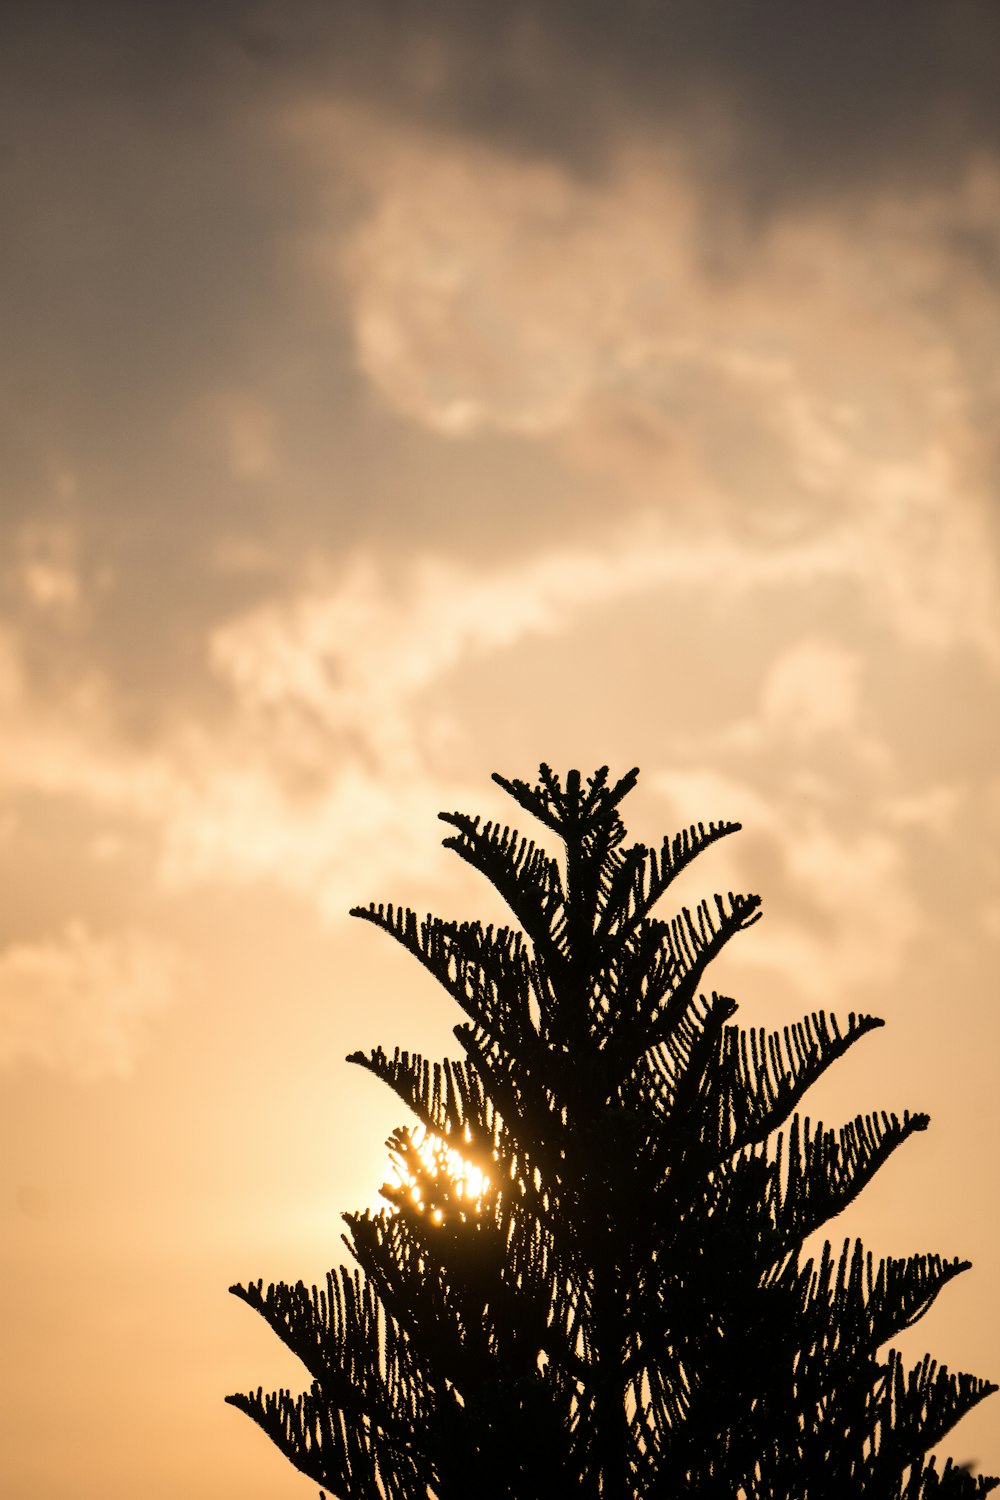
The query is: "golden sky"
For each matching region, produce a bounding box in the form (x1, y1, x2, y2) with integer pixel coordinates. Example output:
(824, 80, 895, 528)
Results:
(3, 3, 1000, 1494)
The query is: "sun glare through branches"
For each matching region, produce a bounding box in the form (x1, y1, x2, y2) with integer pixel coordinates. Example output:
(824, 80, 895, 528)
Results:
(382, 1123, 491, 1224)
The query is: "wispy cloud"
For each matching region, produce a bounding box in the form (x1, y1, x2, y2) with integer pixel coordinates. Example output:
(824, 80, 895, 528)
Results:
(0, 499, 996, 935)
(649, 761, 919, 1004)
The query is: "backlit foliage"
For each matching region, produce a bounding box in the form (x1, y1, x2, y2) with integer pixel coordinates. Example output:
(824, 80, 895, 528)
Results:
(229, 765, 996, 1499)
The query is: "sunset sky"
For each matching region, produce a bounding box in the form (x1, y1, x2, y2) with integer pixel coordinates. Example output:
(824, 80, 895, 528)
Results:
(3, 3, 1000, 1495)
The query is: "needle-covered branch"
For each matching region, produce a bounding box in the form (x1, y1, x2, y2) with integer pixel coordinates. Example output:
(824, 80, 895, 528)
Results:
(229, 765, 996, 1499)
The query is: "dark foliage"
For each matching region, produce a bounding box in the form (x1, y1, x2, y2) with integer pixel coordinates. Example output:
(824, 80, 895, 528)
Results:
(228, 765, 997, 1498)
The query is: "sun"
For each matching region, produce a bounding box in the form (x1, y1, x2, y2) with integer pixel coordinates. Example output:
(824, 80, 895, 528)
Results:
(383, 1123, 491, 1224)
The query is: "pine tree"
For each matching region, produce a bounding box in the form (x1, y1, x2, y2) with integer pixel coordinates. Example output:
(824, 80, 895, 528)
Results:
(228, 765, 997, 1499)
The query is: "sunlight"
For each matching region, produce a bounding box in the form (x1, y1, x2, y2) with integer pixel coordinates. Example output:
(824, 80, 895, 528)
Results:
(386, 1124, 491, 1221)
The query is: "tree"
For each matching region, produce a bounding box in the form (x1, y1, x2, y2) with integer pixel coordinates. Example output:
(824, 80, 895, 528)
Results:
(228, 764, 997, 1498)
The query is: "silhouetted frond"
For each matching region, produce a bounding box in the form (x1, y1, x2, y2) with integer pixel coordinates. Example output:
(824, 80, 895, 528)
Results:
(348, 908, 539, 1051)
(702, 1110, 931, 1258)
(705, 1010, 885, 1154)
(905, 1455, 1000, 1499)
(792, 1239, 972, 1358)
(595, 819, 743, 952)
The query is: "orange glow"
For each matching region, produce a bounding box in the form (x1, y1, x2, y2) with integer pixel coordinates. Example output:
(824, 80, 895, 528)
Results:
(3, 7, 1000, 1496)
(386, 1124, 492, 1220)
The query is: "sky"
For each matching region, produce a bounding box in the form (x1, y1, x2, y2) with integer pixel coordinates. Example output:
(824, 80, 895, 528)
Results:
(2, 2, 1000, 1494)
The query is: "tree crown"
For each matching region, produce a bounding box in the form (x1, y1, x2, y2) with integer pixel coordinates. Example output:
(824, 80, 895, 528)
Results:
(229, 765, 997, 1500)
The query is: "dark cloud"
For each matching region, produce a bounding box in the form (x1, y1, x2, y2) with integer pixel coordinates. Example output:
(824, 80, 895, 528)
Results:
(6, 2, 1000, 195)
(479, 1, 1000, 201)
(0, 18, 311, 456)
(1, 0, 999, 734)
(248, 1, 1000, 204)
(5, 0, 997, 447)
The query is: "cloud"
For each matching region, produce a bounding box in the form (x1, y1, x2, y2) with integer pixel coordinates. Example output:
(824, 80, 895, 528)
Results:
(2, 8, 998, 747)
(16, 522, 82, 616)
(208, 391, 280, 481)
(759, 640, 863, 743)
(0, 497, 995, 928)
(714, 637, 892, 773)
(340, 145, 630, 437)
(226, 3, 1000, 199)
(640, 624, 1000, 1008)
(1, 45, 998, 953)
(0, 922, 180, 1078)
(8, 2, 999, 201)
(0, 534, 845, 925)
(291, 106, 998, 660)
(649, 763, 919, 1005)
(165, 534, 781, 911)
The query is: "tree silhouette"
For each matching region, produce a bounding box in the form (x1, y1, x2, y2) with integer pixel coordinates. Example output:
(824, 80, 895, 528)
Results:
(228, 765, 997, 1498)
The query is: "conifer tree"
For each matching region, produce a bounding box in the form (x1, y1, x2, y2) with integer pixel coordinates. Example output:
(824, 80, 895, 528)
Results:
(228, 765, 997, 1499)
